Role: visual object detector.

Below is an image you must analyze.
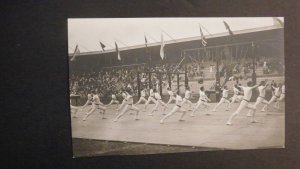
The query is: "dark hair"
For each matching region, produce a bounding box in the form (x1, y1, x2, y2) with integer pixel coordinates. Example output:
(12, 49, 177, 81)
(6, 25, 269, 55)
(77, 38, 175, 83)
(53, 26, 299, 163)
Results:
(200, 86, 204, 91)
(176, 90, 180, 95)
(260, 81, 266, 86)
(247, 81, 253, 87)
(125, 88, 131, 93)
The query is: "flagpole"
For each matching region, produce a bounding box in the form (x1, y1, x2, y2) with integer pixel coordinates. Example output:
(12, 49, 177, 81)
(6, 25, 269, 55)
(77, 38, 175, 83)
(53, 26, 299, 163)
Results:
(144, 33, 151, 69)
(184, 52, 188, 88)
(145, 32, 159, 43)
(114, 38, 129, 47)
(199, 23, 212, 36)
(251, 41, 257, 85)
(77, 43, 90, 52)
(160, 29, 176, 42)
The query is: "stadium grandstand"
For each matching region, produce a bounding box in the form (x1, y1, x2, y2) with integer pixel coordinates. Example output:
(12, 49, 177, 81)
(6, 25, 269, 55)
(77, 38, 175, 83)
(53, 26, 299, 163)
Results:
(69, 24, 284, 105)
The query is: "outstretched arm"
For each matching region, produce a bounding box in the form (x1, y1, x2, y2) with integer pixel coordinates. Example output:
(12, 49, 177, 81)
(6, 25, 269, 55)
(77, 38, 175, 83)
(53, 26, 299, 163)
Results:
(204, 93, 211, 102)
(262, 83, 269, 89)
(251, 84, 259, 89)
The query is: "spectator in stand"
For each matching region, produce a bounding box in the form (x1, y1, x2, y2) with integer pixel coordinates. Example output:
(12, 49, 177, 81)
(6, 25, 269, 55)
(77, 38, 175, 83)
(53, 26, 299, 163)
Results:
(209, 65, 214, 73)
(233, 63, 240, 74)
(263, 59, 269, 74)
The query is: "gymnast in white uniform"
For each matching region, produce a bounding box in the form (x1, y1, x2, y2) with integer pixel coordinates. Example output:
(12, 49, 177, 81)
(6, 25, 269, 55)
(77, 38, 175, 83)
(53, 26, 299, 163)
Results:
(83, 91, 106, 121)
(78, 93, 93, 116)
(229, 84, 243, 106)
(160, 91, 187, 124)
(116, 91, 127, 111)
(144, 88, 157, 111)
(212, 85, 231, 112)
(181, 86, 193, 111)
(226, 81, 259, 125)
(275, 84, 285, 109)
(261, 83, 282, 112)
(190, 86, 211, 117)
(135, 88, 148, 105)
(166, 87, 176, 105)
(247, 80, 269, 116)
(149, 89, 168, 116)
(114, 89, 140, 122)
(107, 93, 120, 107)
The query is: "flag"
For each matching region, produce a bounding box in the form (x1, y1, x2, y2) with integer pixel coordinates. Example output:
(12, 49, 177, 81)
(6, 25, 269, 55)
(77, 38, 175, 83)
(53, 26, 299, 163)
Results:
(100, 42, 106, 51)
(70, 45, 80, 61)
(273, 17, 284, 27)
(115, 42, 121, 61)
(144, 35, 148, 47)
(160, 33, 165, 60)
(199, 26, 207, 46)
(223, 21, 234, 36)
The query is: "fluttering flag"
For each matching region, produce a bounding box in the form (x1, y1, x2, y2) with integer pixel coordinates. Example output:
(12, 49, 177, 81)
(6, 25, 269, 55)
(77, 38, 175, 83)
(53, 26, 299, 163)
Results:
(144, 34, 148, 48)
(199, 26, 207, 46)
(160, 33, 165, 60)
(115, 42, 121, 61)
(100, 42, 106, 51)
(70, 45, 80, 61)
(223, 21, 234, 36)
(273, 17, 284, 27)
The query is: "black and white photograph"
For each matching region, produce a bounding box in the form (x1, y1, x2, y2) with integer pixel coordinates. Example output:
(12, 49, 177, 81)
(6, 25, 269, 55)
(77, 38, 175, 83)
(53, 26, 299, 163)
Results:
(68, 17, 284, 157)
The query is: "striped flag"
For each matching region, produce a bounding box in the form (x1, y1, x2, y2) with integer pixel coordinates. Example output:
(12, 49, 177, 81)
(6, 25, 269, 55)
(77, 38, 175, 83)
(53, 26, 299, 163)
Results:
(70, 45, 80, 61)
(160, 33, 165, 60)
(223, 21, 234, 36)
(199, 26, 207, 46)
(115, 42, 121, 61)
(100, 42, 106, 51)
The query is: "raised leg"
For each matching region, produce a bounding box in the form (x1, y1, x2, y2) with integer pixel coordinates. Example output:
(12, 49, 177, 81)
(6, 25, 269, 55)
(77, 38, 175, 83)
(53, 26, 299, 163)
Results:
(226, 101, 247, 125)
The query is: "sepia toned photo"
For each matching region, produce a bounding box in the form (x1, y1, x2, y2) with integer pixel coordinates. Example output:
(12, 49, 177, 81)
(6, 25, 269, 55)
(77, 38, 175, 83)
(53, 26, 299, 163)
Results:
(68, 17, 284, 157)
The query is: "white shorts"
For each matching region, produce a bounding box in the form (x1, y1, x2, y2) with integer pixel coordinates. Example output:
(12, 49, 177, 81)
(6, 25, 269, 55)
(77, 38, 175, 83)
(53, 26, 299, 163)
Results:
(279, 94, 285, 101)
(172, 105, 186, 113)
(94, 104, 106, 110)
(256, 96, 268, 104)
(220, 97, 230, 103)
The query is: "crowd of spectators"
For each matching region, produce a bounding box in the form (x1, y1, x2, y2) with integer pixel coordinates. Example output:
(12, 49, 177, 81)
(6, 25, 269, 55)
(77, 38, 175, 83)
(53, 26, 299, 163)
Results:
(70, 56, 284, 100)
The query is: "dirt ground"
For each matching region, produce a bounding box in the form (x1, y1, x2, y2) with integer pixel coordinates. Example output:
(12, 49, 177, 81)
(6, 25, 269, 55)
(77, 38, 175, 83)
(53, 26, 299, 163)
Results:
(72, 138, 221, 157)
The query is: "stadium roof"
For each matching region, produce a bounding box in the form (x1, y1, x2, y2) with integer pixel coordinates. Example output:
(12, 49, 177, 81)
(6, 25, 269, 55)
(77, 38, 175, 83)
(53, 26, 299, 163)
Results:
(69, 24, 283, 57)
